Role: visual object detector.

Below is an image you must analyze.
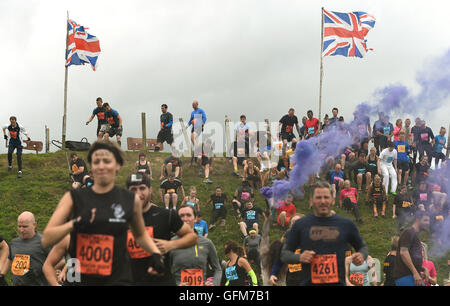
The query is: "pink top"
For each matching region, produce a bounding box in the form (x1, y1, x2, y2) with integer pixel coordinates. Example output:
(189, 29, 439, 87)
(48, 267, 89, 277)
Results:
(422, 259, 437, 286)
(339, 188, 358, 204)
(393, 126, 404, 141)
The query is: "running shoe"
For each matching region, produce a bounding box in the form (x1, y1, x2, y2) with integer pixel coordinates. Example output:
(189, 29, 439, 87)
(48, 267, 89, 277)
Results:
(203, 178, 213, 184)
(17, 171, 22, 178)
(8, 166, 12, 171)
(233, 170, 240, 177)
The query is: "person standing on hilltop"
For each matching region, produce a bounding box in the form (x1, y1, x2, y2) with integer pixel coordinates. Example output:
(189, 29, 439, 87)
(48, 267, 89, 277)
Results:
(3, 116, 31, 178)
(85, 97, 107, 139)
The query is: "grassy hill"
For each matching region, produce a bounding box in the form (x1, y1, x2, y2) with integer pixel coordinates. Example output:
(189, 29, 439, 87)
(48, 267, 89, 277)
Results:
(1, 150, 449, 285)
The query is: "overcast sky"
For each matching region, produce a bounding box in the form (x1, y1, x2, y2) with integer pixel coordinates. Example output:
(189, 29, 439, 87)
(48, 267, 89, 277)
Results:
(1, 0, 449, 154)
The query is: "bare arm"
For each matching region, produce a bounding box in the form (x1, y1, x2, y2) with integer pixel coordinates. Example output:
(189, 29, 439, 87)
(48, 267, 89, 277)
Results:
(345, 256, 354, 286)
(42, 192, 76, 248)
(399, 247, 422, 285)
(154, 223, 197, 254)
(42, 235, 70, 286)
(0, 241, 9, 275)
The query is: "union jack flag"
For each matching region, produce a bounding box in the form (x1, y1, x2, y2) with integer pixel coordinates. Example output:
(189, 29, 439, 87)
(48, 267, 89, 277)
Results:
(322, 9, 376, 58)
(66, 19, 101, 70)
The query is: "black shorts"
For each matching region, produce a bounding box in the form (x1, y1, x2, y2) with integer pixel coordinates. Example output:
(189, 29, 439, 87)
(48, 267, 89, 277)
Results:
(398, 161, 410, 172)
(157, 129, 174, 144)
(196, 156, 210, 166)
(280, 132, 295, 142)
(107, 126, 122, 137)
(191, 125, 204, 134)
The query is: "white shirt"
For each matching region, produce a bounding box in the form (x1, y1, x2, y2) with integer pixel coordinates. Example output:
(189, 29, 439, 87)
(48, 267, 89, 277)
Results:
(379, 148, 397, 165)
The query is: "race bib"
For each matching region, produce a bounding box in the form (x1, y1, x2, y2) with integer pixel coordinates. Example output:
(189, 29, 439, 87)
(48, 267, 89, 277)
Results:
(285, 125, 293, 133)
(333, 176, 343, 182)
(421, 133, 428, 141)
(288, 249, 302, 273)
(397, 145, 405, 153)
(349, 272, 364, 286)
(181, 269, 203, 286)
(11, 254, 30, 276)
(215, 202, 224, 210)
(419, 193, 428, 202)
(97, 112, 105, 120)
(308, 127, 315, 135)
(167, 189, 176, 194)
(72, 164, 79, 172)
(76, 233, 114, 276)
(127, 226, 154, 259)
(402, 201, 412, 208)
(9, 131, 18, 139)
(383, 126, 391, 135)
(311, 254, 339, 284)
(237, 147, 245, 155)
(357, 168, 366, 174)
(435, 215, 444, 222)
(358, 125, 365, 133)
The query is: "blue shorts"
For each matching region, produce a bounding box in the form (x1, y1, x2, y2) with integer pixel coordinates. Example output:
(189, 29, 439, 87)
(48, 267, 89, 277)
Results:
(394, 275, 424, 286)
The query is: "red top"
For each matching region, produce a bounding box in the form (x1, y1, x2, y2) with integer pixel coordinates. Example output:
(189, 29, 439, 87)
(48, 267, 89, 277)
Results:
(305, 118, 319, 138)
(339, 187, 358, 204)
(277, 201, 296, 218)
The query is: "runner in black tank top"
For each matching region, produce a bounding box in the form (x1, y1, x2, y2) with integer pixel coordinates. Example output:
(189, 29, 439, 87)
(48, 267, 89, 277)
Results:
(68, 186, 135, 285)
(222, 241, 258, 286)
(41, 141, 164, 286)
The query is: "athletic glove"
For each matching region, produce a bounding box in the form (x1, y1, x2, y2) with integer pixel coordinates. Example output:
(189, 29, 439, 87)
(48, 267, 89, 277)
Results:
(3, 135, 7, 140)
(149, 253, 165, 274)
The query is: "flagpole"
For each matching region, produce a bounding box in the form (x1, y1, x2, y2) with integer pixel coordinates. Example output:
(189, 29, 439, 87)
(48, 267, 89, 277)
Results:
(62, 11, 69, 150)
(318, 7, 324, 130)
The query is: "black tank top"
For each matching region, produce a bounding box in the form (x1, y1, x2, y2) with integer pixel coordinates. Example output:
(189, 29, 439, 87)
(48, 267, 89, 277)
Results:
(225, 256, 248, 286)
(370, 183, 385, 198)
(68, 186, 135, 285)
(367, 155, 378, 173)
(137, 161, 150, 175)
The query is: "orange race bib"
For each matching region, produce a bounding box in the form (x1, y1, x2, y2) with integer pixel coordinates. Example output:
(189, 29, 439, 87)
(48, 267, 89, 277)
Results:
(127, 226, 154, 259)
(402, 201, 412, 208)
(288, 249, 302, 273)
(9, 131, 18, 139)
(397, 145, 405, 153)
(181, 269, 203, 286)
(97, 112, 105, 120)
(167, 189, 175, 194)
(11, 254, 30, 276)
(76, 233, 114, 276)
(311, 254, 339, 284)
(349, 272, 364, 286)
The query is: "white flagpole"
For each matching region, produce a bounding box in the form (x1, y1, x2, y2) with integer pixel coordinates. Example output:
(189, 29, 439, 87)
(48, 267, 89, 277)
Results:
(319, 7, 324, 130)
(62, 11, 69, 150)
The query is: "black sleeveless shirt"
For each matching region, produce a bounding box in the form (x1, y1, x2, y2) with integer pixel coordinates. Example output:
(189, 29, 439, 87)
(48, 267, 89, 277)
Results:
(68, 186, 135, 285)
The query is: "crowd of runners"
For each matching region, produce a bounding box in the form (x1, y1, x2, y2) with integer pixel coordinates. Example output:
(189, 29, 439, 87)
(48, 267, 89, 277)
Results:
(0, 99, 449, 286)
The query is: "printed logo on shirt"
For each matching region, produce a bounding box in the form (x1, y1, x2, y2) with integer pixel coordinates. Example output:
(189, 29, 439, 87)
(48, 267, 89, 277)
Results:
(109, 203, 127, 223)
(309, 226, 340, 242)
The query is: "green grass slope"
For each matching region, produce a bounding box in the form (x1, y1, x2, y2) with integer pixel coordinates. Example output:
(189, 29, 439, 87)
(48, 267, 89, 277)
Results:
(0, 150, 448, 285)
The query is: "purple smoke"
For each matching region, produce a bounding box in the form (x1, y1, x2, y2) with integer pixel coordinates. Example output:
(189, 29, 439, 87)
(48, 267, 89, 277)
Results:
(425, 161, 450, 258)
(261, 127, 353, 202)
